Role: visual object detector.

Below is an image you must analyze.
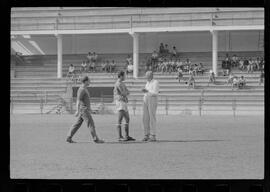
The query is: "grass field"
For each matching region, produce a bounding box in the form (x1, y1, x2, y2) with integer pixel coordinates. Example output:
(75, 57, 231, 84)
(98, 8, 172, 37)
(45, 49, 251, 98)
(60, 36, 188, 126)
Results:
(10, 114, 264, 179)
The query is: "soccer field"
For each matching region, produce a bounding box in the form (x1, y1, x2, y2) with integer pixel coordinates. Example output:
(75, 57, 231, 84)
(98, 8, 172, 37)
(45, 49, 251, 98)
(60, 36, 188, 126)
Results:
(10, 114, 264, 179)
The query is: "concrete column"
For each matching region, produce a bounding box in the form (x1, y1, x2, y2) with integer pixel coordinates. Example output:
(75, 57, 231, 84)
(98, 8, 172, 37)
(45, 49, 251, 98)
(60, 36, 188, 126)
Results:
(57, 34, 63, 78)
(130, 32, 139, 78)
(211, 30, 218, 76)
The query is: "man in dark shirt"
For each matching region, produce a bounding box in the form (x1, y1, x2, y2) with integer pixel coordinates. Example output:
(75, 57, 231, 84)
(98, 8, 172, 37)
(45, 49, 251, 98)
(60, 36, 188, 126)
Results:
(66, 76, 104, 143)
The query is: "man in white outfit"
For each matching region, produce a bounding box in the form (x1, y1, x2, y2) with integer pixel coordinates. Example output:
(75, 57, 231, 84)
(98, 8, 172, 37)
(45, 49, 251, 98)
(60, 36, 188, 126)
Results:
(142, 71, 159, 142)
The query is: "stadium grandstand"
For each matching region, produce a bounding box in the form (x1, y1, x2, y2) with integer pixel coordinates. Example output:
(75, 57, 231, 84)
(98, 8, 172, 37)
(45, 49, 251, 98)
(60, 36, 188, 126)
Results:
(10, 7, 264, 115)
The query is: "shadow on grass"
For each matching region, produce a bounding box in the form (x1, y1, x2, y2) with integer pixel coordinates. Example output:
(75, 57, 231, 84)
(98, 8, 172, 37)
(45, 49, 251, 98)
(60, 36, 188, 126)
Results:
(74, 139, 227, 144)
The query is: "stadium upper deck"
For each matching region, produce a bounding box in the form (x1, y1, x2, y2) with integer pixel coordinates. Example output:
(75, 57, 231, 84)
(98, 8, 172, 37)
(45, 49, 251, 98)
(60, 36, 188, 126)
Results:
(11, 7, 264, 33)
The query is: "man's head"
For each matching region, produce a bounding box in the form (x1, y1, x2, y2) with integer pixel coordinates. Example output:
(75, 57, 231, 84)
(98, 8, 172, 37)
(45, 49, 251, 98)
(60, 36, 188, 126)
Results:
(145, 71, 153, 81)
(118, 71, 125, 81)
(70, 64, 73, 67)
(81, 76, 90, 86)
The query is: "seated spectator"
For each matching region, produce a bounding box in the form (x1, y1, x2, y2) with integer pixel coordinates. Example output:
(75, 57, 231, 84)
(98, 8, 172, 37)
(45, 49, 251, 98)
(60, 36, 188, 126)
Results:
(89, 61, 96, 72)
(232, 76, 239, 90)
(258, 57, 264, 71)
(159, 43, 165, 54)
(101, 61, 107, 72)
(126, 55, 132, 66)
(238, 76, 246, 89)
(172, 59, 177, 72)
(176, 68, 183, 83)
(67, 64, 75, 79)
(172, 46, 178, 57)
(161, 59, 168, 73)
(110, 60, 116, 73)
(197, 63, 204, 75)
(105, 60, 110, 72)
(80, 61, 87, 73)
(238, 57, 245, 71)
(187, 73, 195, 89)
(126, 63, 133, 77)
(151, 50, 159, 67)
(259, 71, 264, 85)
(176, 59, 183, 70)
(167, 59, 173, 73)
(183, 58, 191, 72)
(227, 72, 236, 85)
(208, 70, 216, 86)
(231, 54, 238, 68)
(243, 58, 249, 71)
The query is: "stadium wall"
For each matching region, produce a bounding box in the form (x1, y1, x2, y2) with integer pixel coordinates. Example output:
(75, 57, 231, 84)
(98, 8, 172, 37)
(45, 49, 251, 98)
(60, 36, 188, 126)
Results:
(12, 31, 263, 55)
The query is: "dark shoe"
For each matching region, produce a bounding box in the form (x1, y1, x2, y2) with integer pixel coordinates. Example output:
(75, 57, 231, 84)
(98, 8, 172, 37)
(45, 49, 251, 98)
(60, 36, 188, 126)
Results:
(142, 136, 149, 142)
(66, 137, 76, 143)
(94, 139, 105, 143)
(124, 136, 136, 141)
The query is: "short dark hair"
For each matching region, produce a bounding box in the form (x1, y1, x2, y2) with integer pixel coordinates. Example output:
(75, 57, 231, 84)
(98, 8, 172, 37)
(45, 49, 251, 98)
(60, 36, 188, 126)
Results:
(81, 76, 89, 83)
(118, 71, 125, 78)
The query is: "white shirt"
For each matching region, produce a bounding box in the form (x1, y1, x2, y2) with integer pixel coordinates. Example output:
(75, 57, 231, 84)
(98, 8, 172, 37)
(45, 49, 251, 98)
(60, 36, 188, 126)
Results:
(145, 79, 159, 97)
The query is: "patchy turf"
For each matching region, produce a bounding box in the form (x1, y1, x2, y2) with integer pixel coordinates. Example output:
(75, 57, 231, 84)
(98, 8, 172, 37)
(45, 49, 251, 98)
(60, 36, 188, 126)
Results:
(10, 114, 264, 179)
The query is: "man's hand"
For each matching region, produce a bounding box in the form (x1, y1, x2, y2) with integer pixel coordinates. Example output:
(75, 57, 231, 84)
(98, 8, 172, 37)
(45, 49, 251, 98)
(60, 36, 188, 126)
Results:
(74, 110, 79, 117)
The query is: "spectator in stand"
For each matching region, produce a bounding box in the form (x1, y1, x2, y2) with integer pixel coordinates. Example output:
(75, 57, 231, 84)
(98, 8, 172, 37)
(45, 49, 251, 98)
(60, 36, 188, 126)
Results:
(110, 60, 116, 73)
(187, 73, 195, 89)
(151, 50, 159, 68)
(172, 59, 177, 72)
(238, 57, 245, 71)
(127, 62, 133, 77)
(101, 61, 107, 72)
(86, 52, 92, 64)
(89, 61, 96, 72)
(259, 71, 264, 85)
(208, 70, 216, 86)
(168, 59, 173, 74)
(176, 68, 183, 83)
(231, 54, 238, 68)
(184, 58, 191, 72)
(232, 76, 239, 90)
(260, 57, 264, 71)
(255, 57, 261, 71)
(243, 57, 249, 71)
(161, 59, 167, 73)
(80, 61, 87, 73)
(67, 64, 75, 80)
(172, 46, 178, 58)
(176, 59, 183, 70)
(247, 58, 253, 73)
(159, 43, 165, 55)
(197, 63, 204, 75)
(105, 60, 110, 72)
(126, 55, 132, 66)
(92, 52, 98, 63)
(164, 44, 169, 55)
(238, 76, 246, 89)
(227, 72, 235, 85)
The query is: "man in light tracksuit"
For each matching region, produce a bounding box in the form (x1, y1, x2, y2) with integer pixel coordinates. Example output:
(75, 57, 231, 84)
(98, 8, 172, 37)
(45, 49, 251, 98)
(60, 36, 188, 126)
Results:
(142, 71, 159, 142)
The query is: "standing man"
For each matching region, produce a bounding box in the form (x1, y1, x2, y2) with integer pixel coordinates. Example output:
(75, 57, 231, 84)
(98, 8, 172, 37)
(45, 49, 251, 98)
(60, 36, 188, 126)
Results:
(66, 76, 104, 143)
(114, 71, 136, 142)
(142, 71, 159, 142)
